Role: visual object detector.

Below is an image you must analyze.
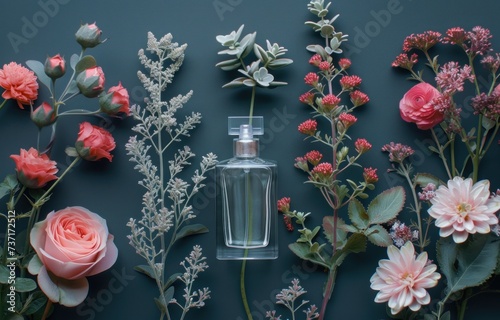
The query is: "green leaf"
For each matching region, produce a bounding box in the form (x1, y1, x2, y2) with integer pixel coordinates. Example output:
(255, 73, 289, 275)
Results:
(6, 314, 24, 320)
(0, 174, 19, 200)
(0, 264, 10, 283)
(414, 173, 442, 188)
(365, 225, 392, 247)
(268, 58, 293, 69)
(65, 80, 79, 96)
(15, 277, 37, 292)
(154, 296, 168, 314)
(222, 77, 247, 88)
(323, 216, 347, 246)
(70, 53, 80, 70)
(342, 233, 367, 254)
(164, 285, 174, 304)
(26, 60, 52, 89)
(437, 235, 500, 296)
(348, 198, 369, 229)
(163, 273, 181, 292)
(253, 44, 269, 65)
(174, 223, 208, 242)
(75, 55, 97, 74)
(288, 242, 329, 269)
(482, 116, 495, 130)
(215, 58, 240, 71)
(367, 187, 405, 224)
(134, 265, 156, 279)
(21, 291, 47, 315)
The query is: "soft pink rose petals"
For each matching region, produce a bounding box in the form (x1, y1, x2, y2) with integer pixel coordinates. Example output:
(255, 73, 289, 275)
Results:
(399, 82, 443, 130)
(30, 206, 118, 307)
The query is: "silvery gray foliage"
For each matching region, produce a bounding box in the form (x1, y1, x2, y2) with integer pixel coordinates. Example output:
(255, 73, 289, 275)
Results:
(126, 32, 217, 320)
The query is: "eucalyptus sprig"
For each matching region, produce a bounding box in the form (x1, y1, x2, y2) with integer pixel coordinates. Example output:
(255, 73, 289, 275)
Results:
(216, 24, 293, 119)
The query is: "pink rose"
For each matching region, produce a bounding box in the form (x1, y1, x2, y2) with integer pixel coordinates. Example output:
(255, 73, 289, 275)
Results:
(44, 54, 66, 79)
(10, 148, 58, 189)
(0, 62, 38, 109)
(399, 82, 443, 130)
(99, 82, 130, 115)
(29, 206, 118, 306)
(75, 122, 116, 161)
(76, 66, 105, 98)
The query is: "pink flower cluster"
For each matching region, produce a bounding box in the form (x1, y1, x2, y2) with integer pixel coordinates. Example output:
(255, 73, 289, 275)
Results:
(402, 31, 441, 52)
(340, 75, 362, 90)
(363, 167, 378, 183)
(435, 62, 474, 95)
(311, 162, 333, 177)
(298, 119, 318, 136)
(354, 138, 372, 154)
(382, 142, 415, 163)
(389, 220, 419, 248)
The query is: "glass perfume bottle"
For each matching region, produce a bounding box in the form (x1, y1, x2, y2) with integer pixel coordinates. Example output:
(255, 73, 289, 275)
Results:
(216, 116, 278, 260)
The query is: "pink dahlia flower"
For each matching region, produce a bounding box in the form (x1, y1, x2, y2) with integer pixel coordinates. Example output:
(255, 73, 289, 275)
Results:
(428, 177, 500, 243)
(370, 242, 440, 315)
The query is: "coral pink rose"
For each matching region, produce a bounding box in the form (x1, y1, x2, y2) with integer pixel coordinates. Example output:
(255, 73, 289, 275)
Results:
(10, 148, 58, 189)
(99, 81, 130, 115)
(399, 82, 443, 130)
(75, 122, 116, 161)
(76, 66, 105, 98)
(0, 62, 38, 109)
(29, 206, 118, 307)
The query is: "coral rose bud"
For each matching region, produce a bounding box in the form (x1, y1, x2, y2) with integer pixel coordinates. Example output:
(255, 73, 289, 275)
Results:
(75, 22, 103, 49)
(76, 66, 105, 98)
(75, 122, 116, 161)
(99, 82, 130, 116)
(10, 148, 58, 189)
(31, 102, 57, 128)
(44, 54, 66, 79)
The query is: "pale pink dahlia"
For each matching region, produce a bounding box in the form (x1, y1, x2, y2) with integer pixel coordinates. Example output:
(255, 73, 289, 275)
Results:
(370, 242, 440, 315)
(428, 177, 500, 243)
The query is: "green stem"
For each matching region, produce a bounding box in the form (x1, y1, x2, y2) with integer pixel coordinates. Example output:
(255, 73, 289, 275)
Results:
(241, 259, 252, 320)
(249, 86, 256, 124)
(431, 128, 452, 179)
(318, 266, 338, 320)
(457, 288, 472, 320)
(57, 109, 101, 117)
(0, 99, 7, 112)
(401, 164, 425, 251)
(41, 299, 52, 320)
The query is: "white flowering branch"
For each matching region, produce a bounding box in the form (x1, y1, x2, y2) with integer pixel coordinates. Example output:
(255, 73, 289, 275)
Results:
(126, 32, 217, 320)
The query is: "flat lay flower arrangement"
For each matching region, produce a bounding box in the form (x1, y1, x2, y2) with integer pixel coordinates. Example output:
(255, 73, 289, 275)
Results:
(1, 1, 500, 320)
(0, 23, 129, 319)
(372, 26, 500, 319)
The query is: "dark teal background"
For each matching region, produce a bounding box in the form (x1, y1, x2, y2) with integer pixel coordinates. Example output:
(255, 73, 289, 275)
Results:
(1, 0, 500, 319)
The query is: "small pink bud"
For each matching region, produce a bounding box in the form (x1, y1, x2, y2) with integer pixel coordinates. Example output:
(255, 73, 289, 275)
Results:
(44, 54, 65, 79)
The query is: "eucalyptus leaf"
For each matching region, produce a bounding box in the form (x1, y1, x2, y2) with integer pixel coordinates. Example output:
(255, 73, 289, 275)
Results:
(437, 235, 500, 296)
(348, 198, 369, 229)
(25, 60, 52, 90)
(65, 80, 80, 96)
(15, 277, 37, 292)
(0, 264, 10, 283)
(174, 223, 208, 242)
(367, 187, 405, 225)
(22, 291, 47, 315)
(70, 53, 80, 70)
(6, 314, 24, 320)
(134, 265, 156, 279)
(75, 55, 97, 74)
(163, 273, 181, 292)
(365, 225, 392, 247)
(154, 296, 168, 314)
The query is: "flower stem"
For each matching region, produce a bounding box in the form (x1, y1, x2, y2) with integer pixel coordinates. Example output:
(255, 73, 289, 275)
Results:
(249, 86, 256, 124)
(0, 99, 7, 111)
(431, 128, 452, 179)
(318, 266, 337, 320)
(240, 259, 252, 320)
(41, 299, 52, 320)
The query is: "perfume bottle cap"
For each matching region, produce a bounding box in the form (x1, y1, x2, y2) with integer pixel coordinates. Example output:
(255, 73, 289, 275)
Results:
(228, 116, 262, 158)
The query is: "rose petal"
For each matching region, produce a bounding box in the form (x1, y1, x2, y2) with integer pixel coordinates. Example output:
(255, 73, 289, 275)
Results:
(38, 265, 89, 307)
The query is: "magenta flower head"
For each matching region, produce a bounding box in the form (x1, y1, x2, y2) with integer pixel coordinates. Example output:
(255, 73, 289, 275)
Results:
(31, 102, 57, 128)
(75, 22, 103, 49)
(44, 54, 66, 79)
(76, 66, 105, 98)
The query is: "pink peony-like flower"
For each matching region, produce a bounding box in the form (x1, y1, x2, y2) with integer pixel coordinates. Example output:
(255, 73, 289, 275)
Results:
(0, 62, 38, 109)
(10, 148, 58, 189)
(30, 206, 118, 307)
(75, 122, 116, 161)
(370, 242, 440, 315)
(399, 82, 443, 130)
(428, 176, 500, 243)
